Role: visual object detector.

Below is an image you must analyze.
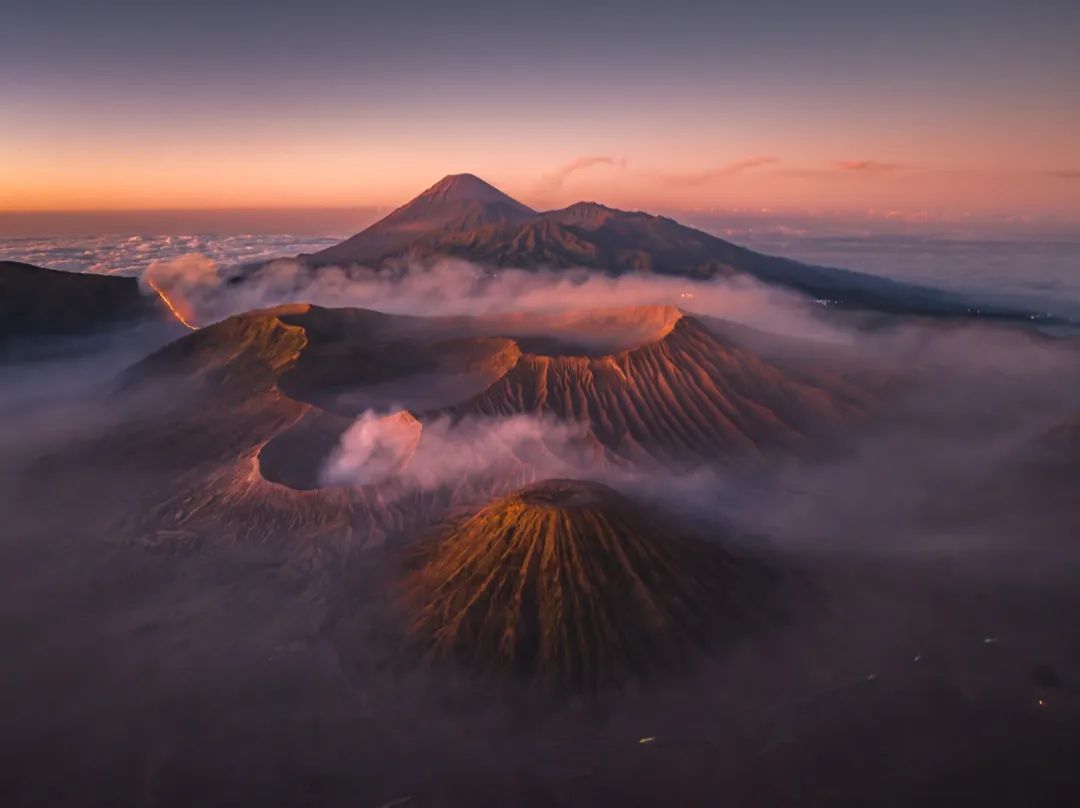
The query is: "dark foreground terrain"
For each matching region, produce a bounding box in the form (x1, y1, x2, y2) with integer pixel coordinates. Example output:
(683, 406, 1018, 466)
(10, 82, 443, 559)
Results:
(3, 458, 1078, 807)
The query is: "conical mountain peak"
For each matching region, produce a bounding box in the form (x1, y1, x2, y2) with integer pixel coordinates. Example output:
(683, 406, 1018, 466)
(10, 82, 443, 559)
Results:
(403, 478, 753, 692)
(417, 173, 523, 205)
(309, 173, 534, 266)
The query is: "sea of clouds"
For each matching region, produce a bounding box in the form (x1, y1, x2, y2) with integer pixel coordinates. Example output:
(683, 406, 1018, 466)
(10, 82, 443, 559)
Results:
(3, 229, 1078, 318)
(0, 233, 341, 277)
(738, 233, 1080, 318)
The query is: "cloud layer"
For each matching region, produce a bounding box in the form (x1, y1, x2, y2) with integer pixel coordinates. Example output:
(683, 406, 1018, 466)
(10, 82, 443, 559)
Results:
(4, 228, 1080, 320)
(0, 233, 339, 276)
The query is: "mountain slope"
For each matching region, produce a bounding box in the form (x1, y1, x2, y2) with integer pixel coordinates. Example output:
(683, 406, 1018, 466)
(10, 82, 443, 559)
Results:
(0, 260, 155, 342)
(445, 313, 868, 465)
(113, 305, 529, 558)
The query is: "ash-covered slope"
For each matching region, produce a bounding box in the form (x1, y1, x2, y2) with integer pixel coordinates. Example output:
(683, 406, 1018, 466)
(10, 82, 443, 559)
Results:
(113, 304, 530, 556)
(447, 312, 867, 465)
(404, 478, 765, 692)
(400, 200, 811, 280)
(125, 304, 310, 394)
(0, 260, 156, 343)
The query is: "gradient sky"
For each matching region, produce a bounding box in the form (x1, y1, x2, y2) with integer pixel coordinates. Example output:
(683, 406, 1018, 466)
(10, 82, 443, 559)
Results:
(2, 0, 1079, 226)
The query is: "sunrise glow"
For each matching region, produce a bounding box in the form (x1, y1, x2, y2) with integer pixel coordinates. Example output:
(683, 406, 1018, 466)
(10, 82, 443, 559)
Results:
(3, 2, 1077, 227)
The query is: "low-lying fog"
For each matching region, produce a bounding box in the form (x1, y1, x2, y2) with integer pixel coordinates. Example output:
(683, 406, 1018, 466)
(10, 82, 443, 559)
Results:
(2, 261, 1079, 807)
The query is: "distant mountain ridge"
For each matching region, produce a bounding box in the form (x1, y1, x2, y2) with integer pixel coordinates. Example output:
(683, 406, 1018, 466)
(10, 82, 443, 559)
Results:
(0, 260, 156, 344)
(297, 174, 1055, 322)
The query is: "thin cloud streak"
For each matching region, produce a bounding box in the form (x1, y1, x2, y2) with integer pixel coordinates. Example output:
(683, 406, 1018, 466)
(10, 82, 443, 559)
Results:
(658, 156, 779, 187)
(834, 160, 905, 173)
(537, 156, 624, 193)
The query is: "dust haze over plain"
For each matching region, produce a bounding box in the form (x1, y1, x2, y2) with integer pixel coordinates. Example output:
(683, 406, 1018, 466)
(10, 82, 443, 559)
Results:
(2, 250, 1080, 806)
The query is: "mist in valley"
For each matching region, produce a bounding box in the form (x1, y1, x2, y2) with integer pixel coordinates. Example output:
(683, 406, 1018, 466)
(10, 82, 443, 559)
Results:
(2, 264, 1079, 807)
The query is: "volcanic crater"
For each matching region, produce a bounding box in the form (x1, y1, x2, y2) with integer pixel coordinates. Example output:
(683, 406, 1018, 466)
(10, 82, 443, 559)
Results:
(111, 300, 872, 559)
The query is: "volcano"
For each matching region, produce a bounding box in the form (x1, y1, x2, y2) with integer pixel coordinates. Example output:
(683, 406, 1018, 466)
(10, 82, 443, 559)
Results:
(125, 303, 869, 498)
(292, 175, 1049, 321)
(403, 478, 765, 692)
(98, 302, 875, 562)
(444, 312, 868, 465)
(310, 173, 535, 267)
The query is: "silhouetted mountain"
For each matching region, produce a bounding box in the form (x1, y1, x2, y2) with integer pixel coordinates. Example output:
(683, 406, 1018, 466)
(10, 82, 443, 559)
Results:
(0, 260, 155, 343)
(299, 176, 1055, 321)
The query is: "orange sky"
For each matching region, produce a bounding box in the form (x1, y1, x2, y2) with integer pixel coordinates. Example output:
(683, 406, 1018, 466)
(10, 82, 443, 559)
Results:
(4, 142, 1079, 222)
(4, 110, 1078, 219)
(3, 0, 1078, 225)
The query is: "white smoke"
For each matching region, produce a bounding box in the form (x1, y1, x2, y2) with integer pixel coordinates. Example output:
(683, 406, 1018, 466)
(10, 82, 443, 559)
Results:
(140, 254, 849, 344)
(319, 410, 422, 487)
(321, 410, 591, 491)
